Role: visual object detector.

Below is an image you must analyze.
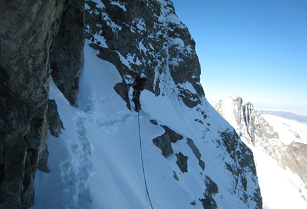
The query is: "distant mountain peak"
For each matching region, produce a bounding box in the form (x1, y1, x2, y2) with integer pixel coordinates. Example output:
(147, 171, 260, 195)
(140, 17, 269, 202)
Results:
(215, 96, 307, 207)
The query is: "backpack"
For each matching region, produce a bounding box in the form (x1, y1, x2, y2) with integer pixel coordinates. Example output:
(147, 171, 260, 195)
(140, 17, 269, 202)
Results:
(139, 77, 148, 90)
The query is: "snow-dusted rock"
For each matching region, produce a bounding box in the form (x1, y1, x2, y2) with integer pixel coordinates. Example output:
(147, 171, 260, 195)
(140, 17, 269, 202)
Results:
(48, 100, 64, 137)
(176, 152, 188, 173)
(215, 96, 307, 208)
(0, 0, 84, 207)
(85, 0, 204, 108)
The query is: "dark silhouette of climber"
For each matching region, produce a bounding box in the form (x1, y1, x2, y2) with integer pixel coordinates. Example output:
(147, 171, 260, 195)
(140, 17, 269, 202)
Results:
(126, 72, 146, 112)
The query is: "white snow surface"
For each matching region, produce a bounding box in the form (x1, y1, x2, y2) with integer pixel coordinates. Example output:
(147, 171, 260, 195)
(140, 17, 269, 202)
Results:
(216, 97, 307, 209)
(262, 114, 307, 145)
(110, 1, 127, 11)
(30, 41, 260, 209)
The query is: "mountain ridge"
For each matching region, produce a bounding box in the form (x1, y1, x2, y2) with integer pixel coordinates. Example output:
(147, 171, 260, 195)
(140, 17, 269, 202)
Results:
(215, 96, 307, 209)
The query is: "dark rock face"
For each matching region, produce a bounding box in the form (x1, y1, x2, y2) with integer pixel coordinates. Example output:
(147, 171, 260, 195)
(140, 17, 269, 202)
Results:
(242, 102, 279, 145)
(199, 176, 218, 209)
(114, 82, 131, 110)
(161, 125, 183, 143)
(187, 138, 205, 171)
(50, 0, 85, 106)
(176, 152, 188, 173)
(85, 0, 204, 108)
(152, 125, 183, 157)
(219, 128, 262, 208)
(1, 135, 29, 209)
(220, 128, 257, 176)
(153, 132, 173, 157)
(48, 99, 64, 137)
(0, 0, 84, 208)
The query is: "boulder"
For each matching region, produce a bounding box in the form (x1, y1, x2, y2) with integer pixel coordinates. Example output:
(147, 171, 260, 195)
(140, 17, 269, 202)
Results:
(152, 125, 183, 157)
(153, 133, 173, 158)
(199, 176, 219, 209)
(176, 152, 188, 173)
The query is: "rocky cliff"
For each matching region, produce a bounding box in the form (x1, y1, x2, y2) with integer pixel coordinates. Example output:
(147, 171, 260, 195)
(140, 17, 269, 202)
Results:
(85, 0, 204, 108)
(1, 1, 262, 208)
(215, 97, 280, 157)
(215, 96, 307, 202)
(0, 0, 84, 208)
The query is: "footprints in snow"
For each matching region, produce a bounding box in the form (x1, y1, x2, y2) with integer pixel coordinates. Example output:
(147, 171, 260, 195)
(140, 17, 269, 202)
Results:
(60, 113, 93, 208)
(59, 110, 133, 208)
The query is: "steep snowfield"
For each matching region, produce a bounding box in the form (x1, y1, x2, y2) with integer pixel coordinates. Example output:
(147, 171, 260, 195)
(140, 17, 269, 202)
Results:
(31, 42, 259, 209)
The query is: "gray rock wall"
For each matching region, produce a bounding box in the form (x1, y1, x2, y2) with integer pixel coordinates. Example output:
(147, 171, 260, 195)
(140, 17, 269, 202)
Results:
(85, 0, 204, 108)
(215, 97, 307, 199)
(219, 128, 262, 208)
(0, 0, 84, 208)
(50, 0, 85, 106)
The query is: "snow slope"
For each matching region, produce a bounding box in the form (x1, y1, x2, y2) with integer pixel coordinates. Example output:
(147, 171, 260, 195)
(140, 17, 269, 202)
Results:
(31, 41, 261, 209)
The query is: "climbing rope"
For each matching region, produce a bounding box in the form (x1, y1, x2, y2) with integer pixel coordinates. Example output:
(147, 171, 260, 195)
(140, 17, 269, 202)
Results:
(137, 111, 154, 209)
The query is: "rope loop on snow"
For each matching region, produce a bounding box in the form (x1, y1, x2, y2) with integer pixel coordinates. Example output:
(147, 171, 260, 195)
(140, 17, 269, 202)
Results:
(137, 112, 154, 209)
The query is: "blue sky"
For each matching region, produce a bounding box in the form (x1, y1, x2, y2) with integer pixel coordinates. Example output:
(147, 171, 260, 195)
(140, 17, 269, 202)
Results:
(172, 0, 307, 114)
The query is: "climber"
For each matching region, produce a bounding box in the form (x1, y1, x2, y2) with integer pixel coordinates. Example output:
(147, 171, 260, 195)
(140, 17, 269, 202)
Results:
(126, 72, 147, 112)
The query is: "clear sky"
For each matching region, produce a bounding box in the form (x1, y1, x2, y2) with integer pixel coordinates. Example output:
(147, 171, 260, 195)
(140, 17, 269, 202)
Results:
(171, 0, 307, 115)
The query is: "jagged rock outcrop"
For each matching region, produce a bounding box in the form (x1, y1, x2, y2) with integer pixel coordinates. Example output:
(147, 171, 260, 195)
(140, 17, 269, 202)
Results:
(0, 72, 34, 208)
(153, 131, 174, 157)
(152, 123, 205, 173)
(215, 96, 307, 201)
(176, 152, 188, 173)
(199, 176, 219, 209)
(215, 97, 280, 158)
(114, 82, 131, 110)
(152, 123, 183, 157)
(0, 0, 84, 208)
(187, 138, 205, 171)
(50, 0, 85, 106)
(48, 99, 64, 137)
(85, 0, 204, 108)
